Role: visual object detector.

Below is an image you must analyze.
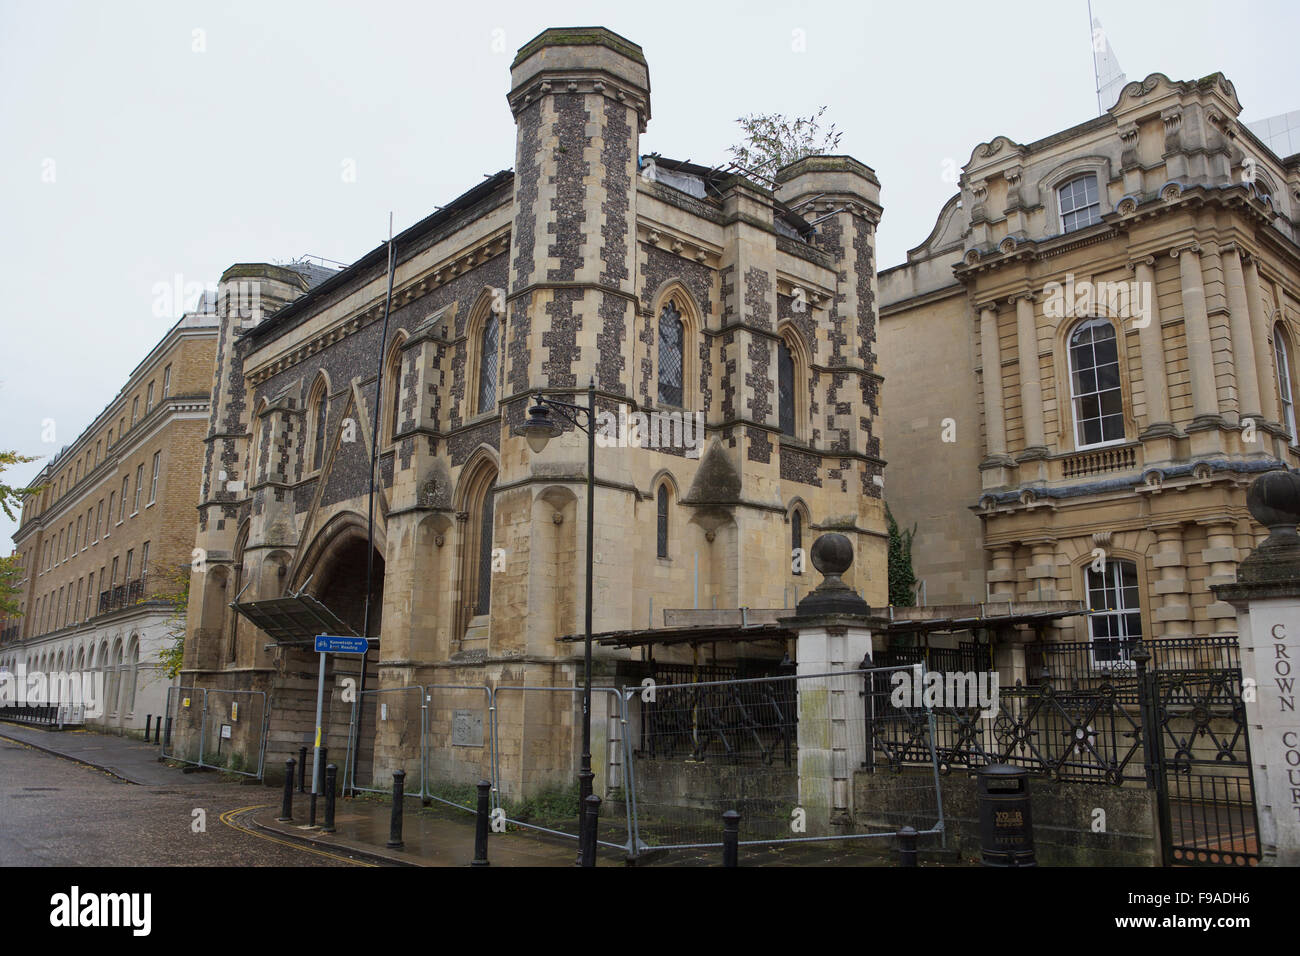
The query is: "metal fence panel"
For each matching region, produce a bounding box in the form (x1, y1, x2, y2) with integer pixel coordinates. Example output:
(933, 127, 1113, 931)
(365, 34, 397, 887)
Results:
(197, 689, 269, 778)
(490, 686, 632, 851)
(422, 684, 496, 813)
(159, 685, 202, 765)
(346, 685, 426, 799)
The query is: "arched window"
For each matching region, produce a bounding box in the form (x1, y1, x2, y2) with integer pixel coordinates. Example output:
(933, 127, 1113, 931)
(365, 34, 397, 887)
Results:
(477, 312, 500, 414)
(387, 340, 405, 444)
(1086, 558, 1141, 665)
(125, 638, 139, 714)
(475, 479, 496, 616)
(1276, 326, 1296, 441)
(1058, 175, 1101, 233)
(656, 484, 669, 558)
(309, 379, 328, 472)
(657, 302, 684, 407)
(1068, 318, 1124, 448)
(778, 338, 796, 437)
(791, 508, 803, 575)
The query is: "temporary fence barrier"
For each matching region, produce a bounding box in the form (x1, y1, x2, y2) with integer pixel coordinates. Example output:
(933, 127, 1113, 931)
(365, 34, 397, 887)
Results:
(159, 686, 269, 779)
(345, 684, 426, 800)
(489, 685, 634, 852)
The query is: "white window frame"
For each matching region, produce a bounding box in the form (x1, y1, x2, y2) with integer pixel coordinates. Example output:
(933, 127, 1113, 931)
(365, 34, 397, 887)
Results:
(149, 451, 160, 504)
(1086, 559, 1142, 669)
(1067, 317, 1126, 450)
(1057, 174, 1102, 234)
(1277, 327, 1297, 442)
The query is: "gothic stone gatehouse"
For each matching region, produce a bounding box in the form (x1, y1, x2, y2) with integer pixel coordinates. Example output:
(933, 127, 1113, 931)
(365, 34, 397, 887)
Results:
(181, 27, 887, 799)
(880, 72, 1300, 663)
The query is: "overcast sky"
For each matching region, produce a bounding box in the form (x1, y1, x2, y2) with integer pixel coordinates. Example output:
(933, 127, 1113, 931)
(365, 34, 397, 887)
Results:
(2, 0, 1296, 549)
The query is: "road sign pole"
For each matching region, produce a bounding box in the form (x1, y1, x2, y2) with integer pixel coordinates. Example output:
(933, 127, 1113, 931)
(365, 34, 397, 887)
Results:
(312, 649, 326, 799)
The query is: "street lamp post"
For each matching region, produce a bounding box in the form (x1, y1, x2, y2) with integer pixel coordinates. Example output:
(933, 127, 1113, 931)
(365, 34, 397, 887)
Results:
(520, 378, 598, 817)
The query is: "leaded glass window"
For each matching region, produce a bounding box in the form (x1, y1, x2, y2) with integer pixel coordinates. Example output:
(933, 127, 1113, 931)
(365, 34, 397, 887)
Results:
(312, 389, 327, 471)
(478, 313, 499, 414)
(475, 480, 496, 616)
(778, 339, 795, 437)
(656, 484, 669, 558)
(792, 509, 803, 575)
(1069, 318, 1124, 448)
(657, 303, 683, 407)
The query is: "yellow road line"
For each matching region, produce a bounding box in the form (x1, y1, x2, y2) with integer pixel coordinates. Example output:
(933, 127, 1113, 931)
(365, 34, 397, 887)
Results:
(219, 805, 377, 867)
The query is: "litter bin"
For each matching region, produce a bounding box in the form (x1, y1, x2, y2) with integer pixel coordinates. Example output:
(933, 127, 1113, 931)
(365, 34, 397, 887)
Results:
(978, 763, 1035, 867)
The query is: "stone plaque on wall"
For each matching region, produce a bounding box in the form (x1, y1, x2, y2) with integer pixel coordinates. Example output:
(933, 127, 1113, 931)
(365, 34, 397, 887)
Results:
(452, 709, 483, 747)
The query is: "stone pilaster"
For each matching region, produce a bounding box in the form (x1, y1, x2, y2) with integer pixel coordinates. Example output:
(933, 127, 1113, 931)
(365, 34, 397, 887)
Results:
(1013, 293, 1047, 459)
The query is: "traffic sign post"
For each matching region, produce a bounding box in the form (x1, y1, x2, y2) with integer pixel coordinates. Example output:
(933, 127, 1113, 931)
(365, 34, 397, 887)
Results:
(310, 634, 370, 822)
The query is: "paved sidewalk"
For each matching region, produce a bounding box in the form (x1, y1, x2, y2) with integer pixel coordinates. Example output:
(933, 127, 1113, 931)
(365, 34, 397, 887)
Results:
(254, 796, 615, 867)
(0, 721, 227, 787)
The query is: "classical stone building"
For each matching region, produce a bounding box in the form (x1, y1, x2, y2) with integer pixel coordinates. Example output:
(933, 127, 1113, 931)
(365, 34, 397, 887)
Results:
(880, 72, 1300, 659)
(179, 27, 887, 797)
(2, 306, 222, 734)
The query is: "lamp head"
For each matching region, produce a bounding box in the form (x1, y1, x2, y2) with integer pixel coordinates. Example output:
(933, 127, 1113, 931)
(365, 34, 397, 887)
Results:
(522, 395, 562, 454)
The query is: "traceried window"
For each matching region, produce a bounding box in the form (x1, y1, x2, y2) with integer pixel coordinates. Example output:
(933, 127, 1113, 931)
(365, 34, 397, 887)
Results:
(1086, 559, 1142, 665)
(656, 484, 669, 559)
(477, 312, 500, 414)
(657, 302, 684, 407)
(778, 339, 796, 437)
(1058, 175, 1101, 233)
(1276, 327, 1297, 441)
(1068, 318, 1125, 448)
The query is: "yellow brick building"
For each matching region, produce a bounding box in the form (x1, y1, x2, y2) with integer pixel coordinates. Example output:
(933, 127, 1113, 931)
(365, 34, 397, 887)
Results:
(880, 73, 1300, 658)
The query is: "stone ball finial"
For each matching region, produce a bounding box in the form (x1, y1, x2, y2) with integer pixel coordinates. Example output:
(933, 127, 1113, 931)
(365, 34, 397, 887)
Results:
(810, 532, 854, 577)
(1231, 469, 1300, 586)
(1247, 470, 1300, 540)
(795, 532, 870, 618)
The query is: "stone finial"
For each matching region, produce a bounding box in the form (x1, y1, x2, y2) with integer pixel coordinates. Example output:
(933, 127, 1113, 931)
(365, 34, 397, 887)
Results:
(1237, 470, 1300, 584)
(796, 532, 872, 617)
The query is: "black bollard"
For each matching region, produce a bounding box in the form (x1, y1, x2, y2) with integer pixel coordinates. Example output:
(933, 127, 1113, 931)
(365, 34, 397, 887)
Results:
(579, 794, 601, 867)
(472, 780, 491, 866)
(897, 826, 918, 867)
(298, 747, 307, 793)
(387, 770, 406, 849)
(322, 764, 338, 834)
(145, 715, 152, 741)
(162, 716, 172, 751)
(722, 810, 740, 867)
(279, 759, 296, 822)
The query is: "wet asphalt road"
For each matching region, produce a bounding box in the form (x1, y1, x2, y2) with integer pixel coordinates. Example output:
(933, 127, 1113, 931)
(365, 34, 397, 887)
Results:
(0, 738, 359, 866)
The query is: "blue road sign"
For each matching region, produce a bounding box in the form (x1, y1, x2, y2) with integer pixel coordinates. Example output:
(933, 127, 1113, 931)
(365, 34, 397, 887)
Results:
(314, 634, 369, 654)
